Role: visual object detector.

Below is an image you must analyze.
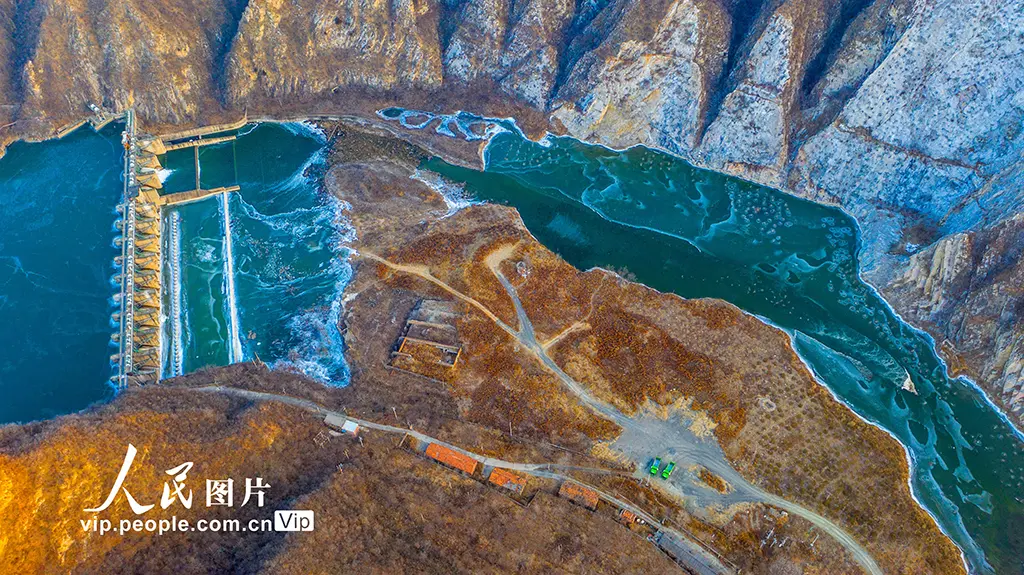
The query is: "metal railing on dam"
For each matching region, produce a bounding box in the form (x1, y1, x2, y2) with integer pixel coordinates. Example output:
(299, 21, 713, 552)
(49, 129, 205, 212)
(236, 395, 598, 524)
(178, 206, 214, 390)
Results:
(112, 109, 163, 387)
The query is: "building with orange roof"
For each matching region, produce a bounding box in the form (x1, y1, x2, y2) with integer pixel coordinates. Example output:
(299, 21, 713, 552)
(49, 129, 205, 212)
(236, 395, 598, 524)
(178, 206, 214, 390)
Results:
(488, 468, 528, 494)
(558, 481, 599, 510)
(425, 443, 479, 476)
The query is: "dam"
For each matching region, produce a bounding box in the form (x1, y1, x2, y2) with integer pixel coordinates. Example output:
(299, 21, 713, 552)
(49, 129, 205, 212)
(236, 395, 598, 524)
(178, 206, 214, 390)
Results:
(0, 116, 344, 418)
(0, 107, 1020, 572)
(110, 110, 243, 387)
(103, 116, 351, 386)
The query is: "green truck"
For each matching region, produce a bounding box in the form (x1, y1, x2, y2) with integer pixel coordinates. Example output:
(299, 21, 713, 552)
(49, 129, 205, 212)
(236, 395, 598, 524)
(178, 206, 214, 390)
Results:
(661, 461, 676, 479)
(649, 457, 662, 475)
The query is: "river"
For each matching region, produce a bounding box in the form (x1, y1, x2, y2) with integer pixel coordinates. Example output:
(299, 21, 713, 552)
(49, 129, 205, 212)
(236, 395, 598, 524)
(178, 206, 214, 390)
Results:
(158, 122, 351, 381)
(0, 125, 121, 422)
(394, 110, 1023, 575)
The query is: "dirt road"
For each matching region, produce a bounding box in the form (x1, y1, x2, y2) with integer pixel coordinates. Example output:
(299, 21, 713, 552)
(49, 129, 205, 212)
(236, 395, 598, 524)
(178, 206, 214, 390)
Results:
(194, 385, 730, 575)
(360, 249, 882, 575)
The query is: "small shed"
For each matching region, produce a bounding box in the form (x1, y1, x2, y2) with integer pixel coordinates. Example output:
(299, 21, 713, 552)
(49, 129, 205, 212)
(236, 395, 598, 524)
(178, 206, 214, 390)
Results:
(325, 413, 358, 435)
(558, 481, 599, 510)
(488, 468, 527, 494)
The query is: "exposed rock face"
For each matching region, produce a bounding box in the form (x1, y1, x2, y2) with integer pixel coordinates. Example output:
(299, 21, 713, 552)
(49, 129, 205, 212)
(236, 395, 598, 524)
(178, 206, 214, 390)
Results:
(885, 213, 1024, 417)
(791, 0, 1023, 266)
(0, 0, 1020, 423)
(784, 0, 1024, 424)
(551, 0, 730, 154)
(225, 0, 442, 103)
(0, 0, 16, 126)
(10, 0, 232, 132)
(695, 0, 841, 180)
(443, 0, 575, 106)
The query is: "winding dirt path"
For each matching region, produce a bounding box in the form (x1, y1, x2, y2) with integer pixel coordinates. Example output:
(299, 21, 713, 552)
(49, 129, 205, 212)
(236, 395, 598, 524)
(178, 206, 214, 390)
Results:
(359, 249, 883, 575)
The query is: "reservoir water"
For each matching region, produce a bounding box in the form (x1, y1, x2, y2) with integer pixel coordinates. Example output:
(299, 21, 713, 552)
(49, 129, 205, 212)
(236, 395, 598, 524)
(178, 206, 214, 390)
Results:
(2, 112, 1022, 573)
(405, 113, 1023, 574)
(0, 125, 121, 422)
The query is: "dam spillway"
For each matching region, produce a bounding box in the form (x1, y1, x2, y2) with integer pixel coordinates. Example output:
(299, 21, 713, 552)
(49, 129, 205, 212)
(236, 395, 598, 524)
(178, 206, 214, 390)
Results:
(111, 111, 242, 387)
(112, 109, 163, 387)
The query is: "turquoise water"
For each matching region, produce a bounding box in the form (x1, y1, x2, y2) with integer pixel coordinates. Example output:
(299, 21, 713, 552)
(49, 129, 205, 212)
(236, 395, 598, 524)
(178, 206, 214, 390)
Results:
(405, 114, 1024, 574)
(0, 126, 122, 422)
(163, 197, 233, 371)
(161, 123, 351, 382)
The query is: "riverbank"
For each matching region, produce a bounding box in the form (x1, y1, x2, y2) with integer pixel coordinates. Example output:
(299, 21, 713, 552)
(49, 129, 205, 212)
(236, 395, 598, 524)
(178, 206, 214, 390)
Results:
(5, 107, 1018, 434)
(1, 0, 1020, 430)
(316, 125, 965, 573)
(376, 114, 1018, 573)
(2, 120, 950, 572)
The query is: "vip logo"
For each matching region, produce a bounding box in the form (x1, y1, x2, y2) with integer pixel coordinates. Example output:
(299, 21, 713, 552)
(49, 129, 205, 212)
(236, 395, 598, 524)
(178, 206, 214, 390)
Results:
(274, 510, 315, 532)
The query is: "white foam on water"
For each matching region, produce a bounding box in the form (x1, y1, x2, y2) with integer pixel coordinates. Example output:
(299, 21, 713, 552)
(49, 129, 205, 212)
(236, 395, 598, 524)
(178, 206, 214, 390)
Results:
(218, 126, 353, 384)
(265, 214, 354, 384)
(376, 107, 529, 170)
(235, 200, 322, 239)
(168, 211, 185, 377)
(220, 192, 244, 363)
(279, 120, 328, 144)
(410, 169, 478, 218)
(266, 147, 326, 196)
(270, 265, 351, 384)
(335, 199, 357, 244)
(157, 168, 174, 184)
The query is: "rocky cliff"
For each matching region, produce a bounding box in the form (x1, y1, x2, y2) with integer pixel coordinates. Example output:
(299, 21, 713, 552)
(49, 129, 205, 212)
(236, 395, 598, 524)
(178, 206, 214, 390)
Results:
(0, 0, 1020, 421)
(885, 213, 1024, 415)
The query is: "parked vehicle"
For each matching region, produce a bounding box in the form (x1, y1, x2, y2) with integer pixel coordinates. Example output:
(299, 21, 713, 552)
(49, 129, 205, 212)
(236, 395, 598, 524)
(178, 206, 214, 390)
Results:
(649, 457, 662, 475)
(661, 461, 676, 479)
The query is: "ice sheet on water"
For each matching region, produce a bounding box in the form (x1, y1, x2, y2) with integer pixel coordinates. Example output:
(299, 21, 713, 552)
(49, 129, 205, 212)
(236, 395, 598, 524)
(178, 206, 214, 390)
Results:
(545, 213, 589, 246)
(376, 107, 516, 143)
